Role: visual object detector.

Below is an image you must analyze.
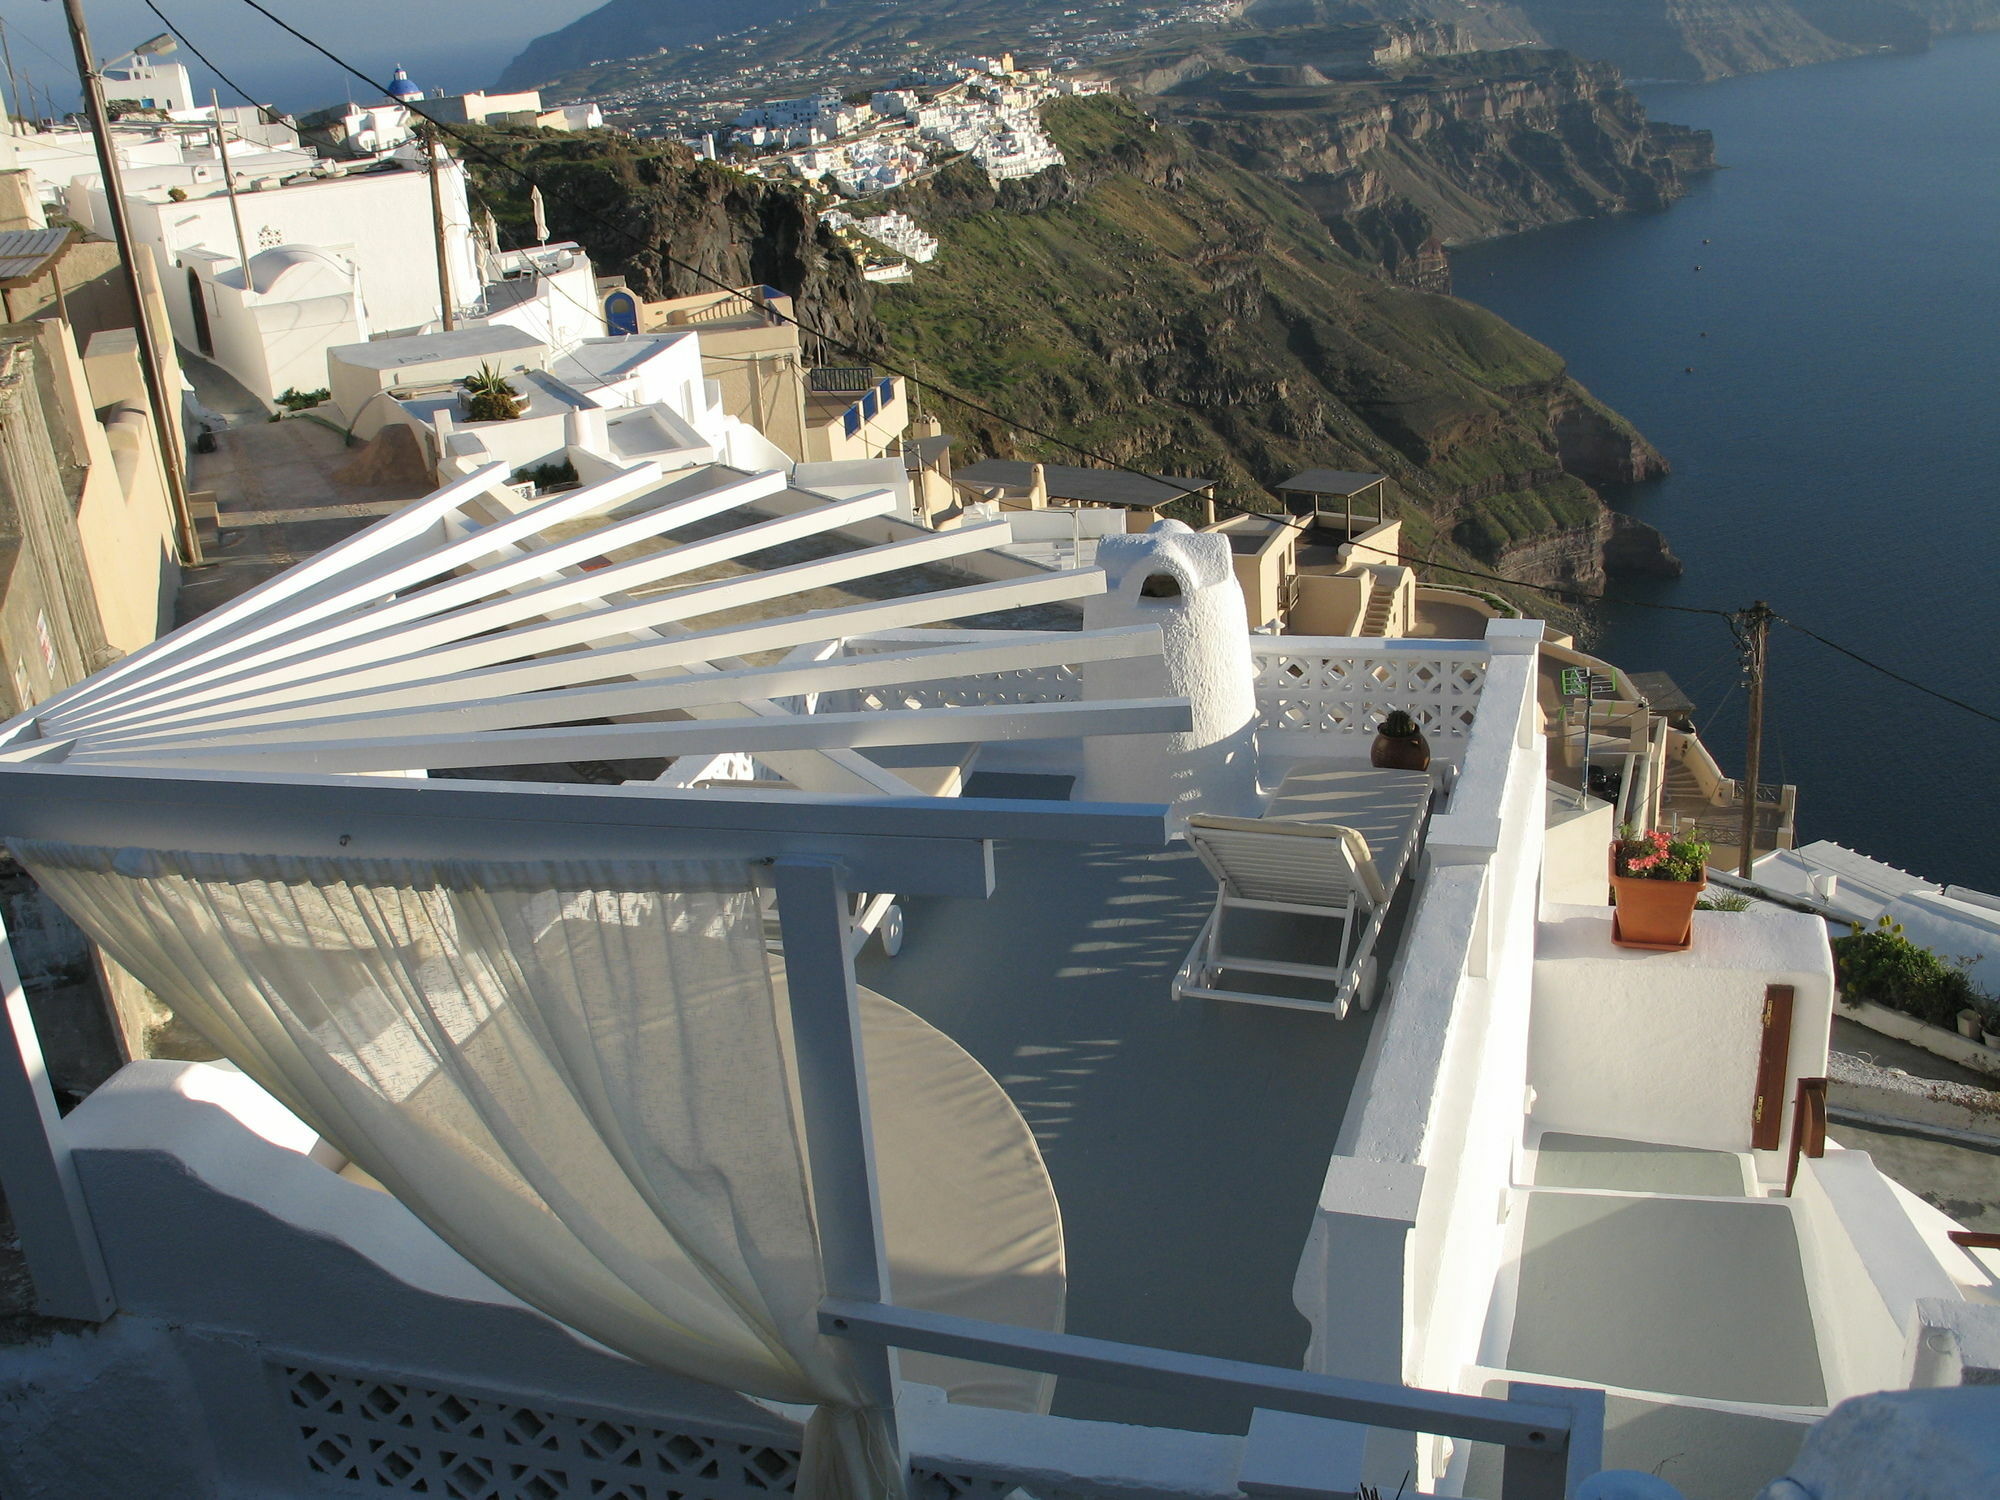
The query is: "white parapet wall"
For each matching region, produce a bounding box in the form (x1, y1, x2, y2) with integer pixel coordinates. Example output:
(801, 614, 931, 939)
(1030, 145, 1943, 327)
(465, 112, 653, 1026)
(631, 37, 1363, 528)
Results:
(1289, 619, 1550, 1492)
(1529, 903, 1835, 1168)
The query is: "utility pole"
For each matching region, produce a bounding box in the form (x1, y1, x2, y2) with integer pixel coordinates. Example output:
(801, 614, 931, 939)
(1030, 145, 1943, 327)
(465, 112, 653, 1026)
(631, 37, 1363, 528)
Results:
(57, 0, 202, 566)
(210, 91, 252, 278)
(0, 20, 24, 130)
(1734, 601, 1775, 879)
(424, 126, 456, 331)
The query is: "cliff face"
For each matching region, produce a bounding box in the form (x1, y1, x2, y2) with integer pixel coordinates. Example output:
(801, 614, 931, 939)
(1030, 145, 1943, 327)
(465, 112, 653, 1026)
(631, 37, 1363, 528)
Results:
(459, 131, 879, 363)
(877, 96, 1667, 600)
(1150, 48, 1714, 277)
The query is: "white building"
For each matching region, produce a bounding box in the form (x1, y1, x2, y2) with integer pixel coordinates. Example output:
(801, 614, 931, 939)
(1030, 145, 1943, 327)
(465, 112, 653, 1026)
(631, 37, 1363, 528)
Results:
(465, 242, 605, 356)
(0, 256, 1995, 1500)
(66, 154, 480, 392)
(425, 89, 544, 126)
(99, 55, 195, 114)
(2, 464, 1995, 1498)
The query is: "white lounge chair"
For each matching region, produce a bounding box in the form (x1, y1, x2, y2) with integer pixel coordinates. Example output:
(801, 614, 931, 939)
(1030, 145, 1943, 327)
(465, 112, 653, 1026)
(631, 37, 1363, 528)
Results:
(1174, 764, 1433, 1015)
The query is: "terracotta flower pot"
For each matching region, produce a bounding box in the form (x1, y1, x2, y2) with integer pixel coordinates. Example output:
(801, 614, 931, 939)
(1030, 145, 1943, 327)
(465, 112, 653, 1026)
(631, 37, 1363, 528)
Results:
(1372, 729, 1431, 772)
(1610, 869, 1706, 950)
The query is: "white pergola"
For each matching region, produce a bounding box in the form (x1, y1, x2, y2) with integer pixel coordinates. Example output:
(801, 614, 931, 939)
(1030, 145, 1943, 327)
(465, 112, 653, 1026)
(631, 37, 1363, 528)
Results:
(0, 460, 1603, 1498)
(1, 460, 1186, 783)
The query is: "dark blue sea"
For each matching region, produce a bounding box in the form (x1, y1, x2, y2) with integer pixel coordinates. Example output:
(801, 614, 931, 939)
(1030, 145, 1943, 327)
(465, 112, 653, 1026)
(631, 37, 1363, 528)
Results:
(1451, 31, 2000, 893)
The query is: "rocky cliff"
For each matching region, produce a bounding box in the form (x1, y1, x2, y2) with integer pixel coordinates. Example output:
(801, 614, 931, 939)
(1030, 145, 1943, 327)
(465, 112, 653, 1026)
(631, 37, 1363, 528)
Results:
(1347, 0, 2000, 79)
(458, 129, 879, 363)
(462, 101, 1672, 601)
(875, 96, 1670, 597)
(1126, 42, 1714, 279)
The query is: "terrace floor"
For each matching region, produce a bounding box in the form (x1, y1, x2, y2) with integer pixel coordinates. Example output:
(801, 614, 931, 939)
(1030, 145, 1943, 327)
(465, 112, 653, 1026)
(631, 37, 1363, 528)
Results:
(856, 822, 1378, 1435)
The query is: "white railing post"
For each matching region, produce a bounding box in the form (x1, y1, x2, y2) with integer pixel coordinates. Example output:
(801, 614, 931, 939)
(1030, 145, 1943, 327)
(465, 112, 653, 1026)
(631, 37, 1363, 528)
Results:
(0, 907, 115, 1320)
(773, 857, 905, 1479)
(1501, 1381, 1604, 1500)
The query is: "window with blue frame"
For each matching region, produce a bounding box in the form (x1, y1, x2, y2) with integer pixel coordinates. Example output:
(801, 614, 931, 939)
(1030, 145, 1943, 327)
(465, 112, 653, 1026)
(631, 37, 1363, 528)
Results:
(878, 378, 896, 406)
(861, 390, 879, 420)
(843, 407, 861, 437)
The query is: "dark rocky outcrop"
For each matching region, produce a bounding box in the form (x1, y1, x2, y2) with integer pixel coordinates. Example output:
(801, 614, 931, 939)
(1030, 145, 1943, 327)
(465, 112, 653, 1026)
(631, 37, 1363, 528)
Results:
(1605, 512, 1685, 578)
(460, 129, 879, 364)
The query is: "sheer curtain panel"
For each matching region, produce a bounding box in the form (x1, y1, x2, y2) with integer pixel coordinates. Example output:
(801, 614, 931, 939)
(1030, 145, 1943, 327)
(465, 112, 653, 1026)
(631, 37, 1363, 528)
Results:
(8, 842, 903, 1499)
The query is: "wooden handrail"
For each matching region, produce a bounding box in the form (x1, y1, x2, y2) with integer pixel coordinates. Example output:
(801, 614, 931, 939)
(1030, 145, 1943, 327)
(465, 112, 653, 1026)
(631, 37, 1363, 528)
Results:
(1947, 1230, 2000, 1250)
(1785, 1076, 1829, 1196)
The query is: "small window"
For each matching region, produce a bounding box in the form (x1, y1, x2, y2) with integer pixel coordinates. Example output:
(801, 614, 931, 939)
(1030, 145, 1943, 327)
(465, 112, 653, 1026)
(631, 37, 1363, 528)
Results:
(861, 389, 879, 420)
(1139, 573, 1182, 599)
(842, 407, 861, 437)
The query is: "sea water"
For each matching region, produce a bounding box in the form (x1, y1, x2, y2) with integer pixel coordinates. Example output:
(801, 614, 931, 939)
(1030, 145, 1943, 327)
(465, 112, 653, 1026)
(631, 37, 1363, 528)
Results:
(1452, 31, 2000, 893)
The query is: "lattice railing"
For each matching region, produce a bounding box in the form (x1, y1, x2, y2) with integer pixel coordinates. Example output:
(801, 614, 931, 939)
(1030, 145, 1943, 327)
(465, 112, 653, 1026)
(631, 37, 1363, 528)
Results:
(281, 1365, 801, 1500)
(277, 1363, 1224, 1500)
(1251, 642, 1487, 742)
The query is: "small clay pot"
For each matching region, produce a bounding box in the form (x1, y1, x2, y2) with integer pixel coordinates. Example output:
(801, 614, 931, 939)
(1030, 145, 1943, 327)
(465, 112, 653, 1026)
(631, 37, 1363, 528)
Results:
(1372, 729, 1431, 772)
(1959, 1008, 1985, 1040)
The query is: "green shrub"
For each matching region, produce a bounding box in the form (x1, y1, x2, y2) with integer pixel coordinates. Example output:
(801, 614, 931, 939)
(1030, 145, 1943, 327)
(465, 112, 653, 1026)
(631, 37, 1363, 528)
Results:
(1832, 917, 1985, 1028)
(462, 363, 523, 422)
(275, 386, 330, 412)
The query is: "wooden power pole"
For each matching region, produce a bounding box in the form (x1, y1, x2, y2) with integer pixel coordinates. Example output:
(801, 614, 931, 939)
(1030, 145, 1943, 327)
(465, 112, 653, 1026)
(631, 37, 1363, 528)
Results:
(1735, 601, 1775, 878)
(424, 127, 456, 331)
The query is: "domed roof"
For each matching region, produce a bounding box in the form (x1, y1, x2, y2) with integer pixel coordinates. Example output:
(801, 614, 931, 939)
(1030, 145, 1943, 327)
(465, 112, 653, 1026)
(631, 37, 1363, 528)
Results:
(244, 243, 353, 297)
(385, 66, 423, 102)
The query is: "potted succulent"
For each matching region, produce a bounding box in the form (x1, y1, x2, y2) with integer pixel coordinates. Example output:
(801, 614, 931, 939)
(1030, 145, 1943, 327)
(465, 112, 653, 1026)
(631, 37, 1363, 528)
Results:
(460, 363, 524, 422)
(1609, 825, 1710, 950)
(1371, 708, 1431, 771)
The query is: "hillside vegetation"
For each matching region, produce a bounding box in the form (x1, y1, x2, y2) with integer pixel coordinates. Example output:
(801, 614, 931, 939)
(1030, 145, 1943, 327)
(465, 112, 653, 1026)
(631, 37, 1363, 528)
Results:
(463, 99, 1678, 603)
(874, 96, 1670, 592)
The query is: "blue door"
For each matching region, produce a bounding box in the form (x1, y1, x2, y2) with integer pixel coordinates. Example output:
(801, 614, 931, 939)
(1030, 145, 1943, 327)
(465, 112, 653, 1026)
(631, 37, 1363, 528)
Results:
(604, 289, 638, 336)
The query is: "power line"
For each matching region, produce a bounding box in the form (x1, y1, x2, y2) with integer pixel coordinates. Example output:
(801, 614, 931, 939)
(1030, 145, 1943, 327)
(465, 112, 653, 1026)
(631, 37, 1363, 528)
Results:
(140, 0, 286, 126)
(1779, 617, 2000, 729)
(200, 0, 2000, 741)
(211, 0, 1746, 621)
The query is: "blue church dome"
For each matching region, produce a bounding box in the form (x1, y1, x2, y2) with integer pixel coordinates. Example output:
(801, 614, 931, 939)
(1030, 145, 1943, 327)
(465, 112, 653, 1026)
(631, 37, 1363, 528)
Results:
(386, 66, 424, 103)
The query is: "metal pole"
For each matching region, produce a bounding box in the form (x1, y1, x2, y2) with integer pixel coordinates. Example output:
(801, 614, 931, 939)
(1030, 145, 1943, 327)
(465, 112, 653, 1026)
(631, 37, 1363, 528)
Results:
(425, 127, 456, 331)
(1579, 679, 1594, 812)
(57, 0, 203, 566)
(210, 90, 253, 279)
(0, 910, 115, 1320)
(0, 19, 24, 128)
(1736, 601, 1773, 879)
(773, 857, 906, 1487)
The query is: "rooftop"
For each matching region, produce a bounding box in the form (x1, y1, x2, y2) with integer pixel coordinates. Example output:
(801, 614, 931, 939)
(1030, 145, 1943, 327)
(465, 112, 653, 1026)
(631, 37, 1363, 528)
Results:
(1278, 469, 1387, 496)
(329, 325, 542, 372)
(551, 333, 698, 394)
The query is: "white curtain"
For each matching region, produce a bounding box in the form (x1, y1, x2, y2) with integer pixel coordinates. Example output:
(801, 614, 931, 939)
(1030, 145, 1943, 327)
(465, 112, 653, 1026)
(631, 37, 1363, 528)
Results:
(10, 842, 909, 1499)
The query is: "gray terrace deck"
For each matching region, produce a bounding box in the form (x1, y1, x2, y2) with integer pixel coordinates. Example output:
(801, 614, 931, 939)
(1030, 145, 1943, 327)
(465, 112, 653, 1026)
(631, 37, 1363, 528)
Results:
(857, 828, 1379, 1435)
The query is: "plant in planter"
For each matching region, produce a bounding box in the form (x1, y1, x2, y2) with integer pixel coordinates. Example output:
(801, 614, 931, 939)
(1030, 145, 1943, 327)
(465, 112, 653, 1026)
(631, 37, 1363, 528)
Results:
(1371, 708, 1430, 772)
(1831, 917, 1985, 1028)
(461, 363, 523, 422)
(1609, 825, 1710, 950)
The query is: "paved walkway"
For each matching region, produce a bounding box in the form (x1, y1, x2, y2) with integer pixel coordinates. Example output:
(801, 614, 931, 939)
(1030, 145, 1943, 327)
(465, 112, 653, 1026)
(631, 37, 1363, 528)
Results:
(179, 417, 432, 625)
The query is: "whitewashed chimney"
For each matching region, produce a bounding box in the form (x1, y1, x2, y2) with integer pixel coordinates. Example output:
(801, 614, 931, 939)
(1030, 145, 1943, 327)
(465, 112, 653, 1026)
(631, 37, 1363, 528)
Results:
(1077, 520, 1259, 818)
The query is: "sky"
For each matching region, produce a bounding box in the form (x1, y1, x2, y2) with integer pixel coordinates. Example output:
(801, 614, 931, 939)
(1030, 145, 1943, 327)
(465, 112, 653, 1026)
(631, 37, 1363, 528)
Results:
(0, 0, 604, 117)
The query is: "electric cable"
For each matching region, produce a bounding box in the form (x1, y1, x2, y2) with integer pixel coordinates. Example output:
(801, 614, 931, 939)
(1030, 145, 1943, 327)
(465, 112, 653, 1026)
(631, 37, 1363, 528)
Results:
(140, 0, 288, 126)
(211, 0, 1747, 618)
(1778, 617, 2000, 729)
(194, 0, 2000, 736)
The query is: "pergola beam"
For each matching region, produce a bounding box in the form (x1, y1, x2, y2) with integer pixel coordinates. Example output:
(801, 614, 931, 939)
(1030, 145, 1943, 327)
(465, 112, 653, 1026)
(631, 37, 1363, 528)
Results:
(71, 699, 1194, 775)
(86, 627, 1160, 750)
